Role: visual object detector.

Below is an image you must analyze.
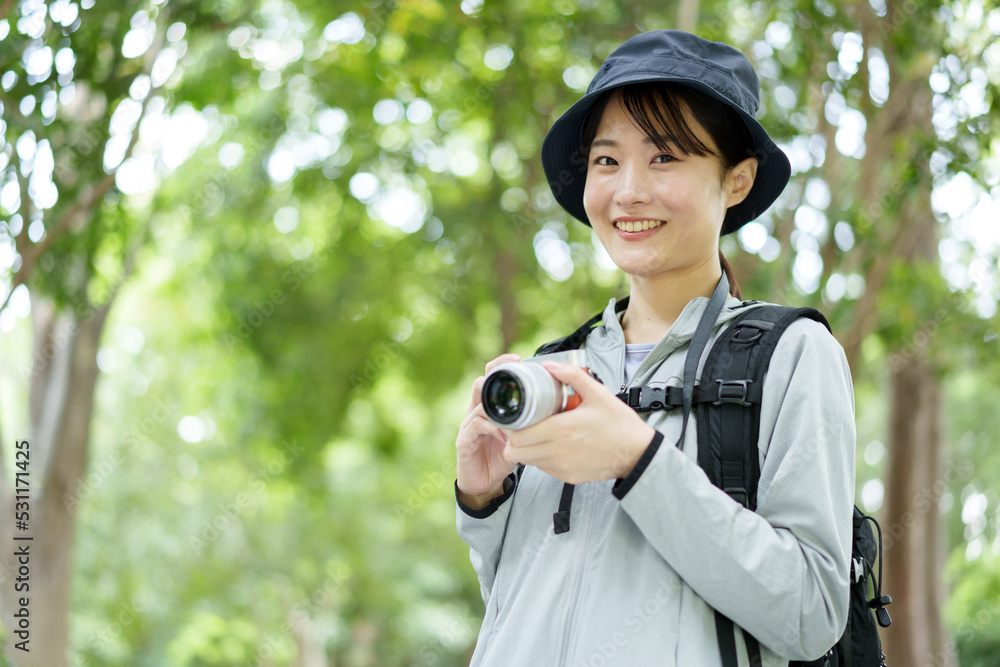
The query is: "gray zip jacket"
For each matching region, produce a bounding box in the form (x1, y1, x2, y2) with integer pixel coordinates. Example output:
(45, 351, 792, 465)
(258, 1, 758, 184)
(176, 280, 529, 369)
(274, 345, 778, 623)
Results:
(456, 293, 856, 667)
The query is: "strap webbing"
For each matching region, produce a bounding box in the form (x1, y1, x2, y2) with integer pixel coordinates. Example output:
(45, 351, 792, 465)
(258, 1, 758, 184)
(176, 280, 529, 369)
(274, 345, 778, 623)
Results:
(719, 328, 755, 507)
(746, 633, 763, 667)
(674, 272, 731, 451)
(548, 274, 731, 535)
(615, 382, 763, 412)
(716, 611, 739, 667)
(536, 297, 630, 356)
(543, 303, 624, 535)
(705, 307, 830, 667)
(553, 483, 575, 534)
(716, 610, 763, 667)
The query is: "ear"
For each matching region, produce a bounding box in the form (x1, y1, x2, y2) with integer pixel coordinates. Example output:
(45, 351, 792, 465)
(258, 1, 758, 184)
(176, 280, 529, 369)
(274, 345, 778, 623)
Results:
(724, 157, 758, 209)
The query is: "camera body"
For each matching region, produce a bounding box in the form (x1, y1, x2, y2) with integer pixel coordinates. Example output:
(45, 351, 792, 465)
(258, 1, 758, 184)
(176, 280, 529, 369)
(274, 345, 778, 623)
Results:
(481, 350, 590, 430)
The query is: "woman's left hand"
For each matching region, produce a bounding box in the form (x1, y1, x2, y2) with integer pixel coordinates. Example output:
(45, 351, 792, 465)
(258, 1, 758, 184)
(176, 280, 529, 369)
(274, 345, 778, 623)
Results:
(502, 361, 656, 484)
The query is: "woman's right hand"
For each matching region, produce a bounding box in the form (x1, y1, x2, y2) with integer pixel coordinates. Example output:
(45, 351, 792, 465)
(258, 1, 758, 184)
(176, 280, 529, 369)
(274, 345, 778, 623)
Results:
(456, 353, 522, 510)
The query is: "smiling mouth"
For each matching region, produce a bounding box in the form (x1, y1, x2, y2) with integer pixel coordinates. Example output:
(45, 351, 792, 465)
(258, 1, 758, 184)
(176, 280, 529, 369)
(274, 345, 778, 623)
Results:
(614, 220, 665, 232)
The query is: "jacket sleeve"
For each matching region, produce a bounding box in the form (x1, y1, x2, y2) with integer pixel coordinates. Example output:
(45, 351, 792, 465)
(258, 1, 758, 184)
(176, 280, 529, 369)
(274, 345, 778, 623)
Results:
(615, 318, 856, 661)
(455, 473, 518, 606)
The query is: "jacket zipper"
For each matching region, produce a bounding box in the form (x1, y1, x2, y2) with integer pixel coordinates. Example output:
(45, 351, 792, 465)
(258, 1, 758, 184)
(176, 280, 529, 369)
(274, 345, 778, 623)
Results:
(618, 338, 626, 394)
(558, 485, 597, 665)
(557, 317, 621, 663)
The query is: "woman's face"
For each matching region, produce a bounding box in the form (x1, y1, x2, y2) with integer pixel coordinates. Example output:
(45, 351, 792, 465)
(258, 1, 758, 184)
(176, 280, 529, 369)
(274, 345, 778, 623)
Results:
(583, 95, 754, 280)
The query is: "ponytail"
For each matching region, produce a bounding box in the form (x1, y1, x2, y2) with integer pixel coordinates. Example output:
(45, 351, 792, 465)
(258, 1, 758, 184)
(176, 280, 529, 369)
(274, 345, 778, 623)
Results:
(719, 249, 742, 300)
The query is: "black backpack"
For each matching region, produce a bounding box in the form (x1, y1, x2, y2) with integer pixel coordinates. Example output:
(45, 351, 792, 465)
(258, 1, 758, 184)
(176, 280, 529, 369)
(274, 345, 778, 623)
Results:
(536, 300, 892, 667)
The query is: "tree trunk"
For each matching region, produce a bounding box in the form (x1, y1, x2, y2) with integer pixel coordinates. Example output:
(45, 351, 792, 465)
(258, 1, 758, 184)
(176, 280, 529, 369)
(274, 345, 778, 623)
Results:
(0, 292, 110, 667)
(879, 103, 953, 665)
(495, 249, 519, 353)
(676, 0, 699, 31)
(882, 352, 950, 667)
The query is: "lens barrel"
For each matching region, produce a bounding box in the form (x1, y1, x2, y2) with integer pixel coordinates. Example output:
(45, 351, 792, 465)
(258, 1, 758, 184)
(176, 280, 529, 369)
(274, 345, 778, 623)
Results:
(482, 371, 525, 425)
(481, 361, 566, 430)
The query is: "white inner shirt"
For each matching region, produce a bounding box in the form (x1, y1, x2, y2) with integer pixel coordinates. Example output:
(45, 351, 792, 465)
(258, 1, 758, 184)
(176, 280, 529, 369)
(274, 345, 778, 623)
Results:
(623, 342, 657, 386)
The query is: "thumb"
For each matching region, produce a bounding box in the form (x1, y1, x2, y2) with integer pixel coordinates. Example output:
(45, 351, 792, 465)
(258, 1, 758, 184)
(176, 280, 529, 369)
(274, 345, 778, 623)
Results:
(541, 361, 603, 400)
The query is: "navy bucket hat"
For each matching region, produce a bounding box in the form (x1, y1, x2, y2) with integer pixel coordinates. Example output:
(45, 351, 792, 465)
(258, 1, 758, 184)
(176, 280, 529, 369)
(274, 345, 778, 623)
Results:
(540, 30, 791, 235)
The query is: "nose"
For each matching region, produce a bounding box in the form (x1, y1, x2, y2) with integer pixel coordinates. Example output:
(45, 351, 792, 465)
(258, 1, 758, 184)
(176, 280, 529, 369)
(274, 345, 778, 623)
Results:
(614, 161, 653, 208)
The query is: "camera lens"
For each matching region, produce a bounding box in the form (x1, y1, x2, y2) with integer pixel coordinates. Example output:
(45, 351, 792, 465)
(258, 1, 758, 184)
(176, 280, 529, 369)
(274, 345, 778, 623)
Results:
(482, 371, 524, 425)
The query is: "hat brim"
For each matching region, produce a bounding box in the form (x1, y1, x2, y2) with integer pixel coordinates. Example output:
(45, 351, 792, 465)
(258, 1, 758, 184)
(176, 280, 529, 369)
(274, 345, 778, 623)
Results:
(541, 77, 790, 235)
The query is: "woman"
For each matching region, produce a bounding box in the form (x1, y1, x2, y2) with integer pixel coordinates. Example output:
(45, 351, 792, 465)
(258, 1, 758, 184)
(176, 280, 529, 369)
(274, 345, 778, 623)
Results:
(454, 30, 855, 666)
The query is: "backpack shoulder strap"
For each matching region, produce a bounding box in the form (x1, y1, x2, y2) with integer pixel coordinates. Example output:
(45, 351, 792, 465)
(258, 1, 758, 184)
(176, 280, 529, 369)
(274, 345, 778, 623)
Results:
(699, 304, 831, 667)
(695, 304, 830, 510)
(533, 297, 630, 356)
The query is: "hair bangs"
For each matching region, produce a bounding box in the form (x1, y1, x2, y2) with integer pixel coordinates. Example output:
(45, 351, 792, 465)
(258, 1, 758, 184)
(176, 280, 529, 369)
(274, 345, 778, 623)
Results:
(617, 84, 716, 158)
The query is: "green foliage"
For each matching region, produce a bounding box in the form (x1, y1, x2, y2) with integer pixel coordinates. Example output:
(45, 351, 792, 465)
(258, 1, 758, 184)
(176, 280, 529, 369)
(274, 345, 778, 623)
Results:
(2, 0, 999, 664)
(947, 551, 1000, 667)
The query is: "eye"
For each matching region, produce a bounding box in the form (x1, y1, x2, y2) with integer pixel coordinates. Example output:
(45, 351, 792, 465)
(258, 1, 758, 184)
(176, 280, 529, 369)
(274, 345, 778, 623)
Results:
(592, 156, 618, 166)
(652, 153, 677, 164)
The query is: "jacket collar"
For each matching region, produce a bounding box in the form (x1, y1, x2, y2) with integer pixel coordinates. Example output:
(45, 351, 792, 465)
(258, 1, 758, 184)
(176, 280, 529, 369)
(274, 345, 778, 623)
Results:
(589, 293, 758, 351)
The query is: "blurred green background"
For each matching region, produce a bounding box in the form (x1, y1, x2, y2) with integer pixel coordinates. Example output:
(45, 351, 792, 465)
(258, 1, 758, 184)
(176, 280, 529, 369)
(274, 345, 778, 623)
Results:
(0, 0, 999, 665)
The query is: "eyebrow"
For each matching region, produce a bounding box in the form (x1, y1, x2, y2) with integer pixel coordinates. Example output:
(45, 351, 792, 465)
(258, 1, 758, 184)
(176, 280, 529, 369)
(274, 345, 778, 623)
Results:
(589, 135, 674, 149)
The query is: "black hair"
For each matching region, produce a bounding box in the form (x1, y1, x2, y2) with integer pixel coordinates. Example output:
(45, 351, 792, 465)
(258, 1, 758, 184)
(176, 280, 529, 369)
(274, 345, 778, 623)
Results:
(580, 81, 754, 177)
(579, 82, 754, 299)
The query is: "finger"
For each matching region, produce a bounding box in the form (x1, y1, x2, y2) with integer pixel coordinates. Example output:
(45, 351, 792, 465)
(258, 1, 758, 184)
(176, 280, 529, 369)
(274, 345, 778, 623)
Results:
(460, 406, 509, 443)
(503, 440, 550, 467)
(505, 420, 559, 450)
(473, 408, 510, 442)
(541, 361, 605, 401)
(467, 376, 486, 415)
(502, 441, 525, 466)
(456, 406, 507, 446)
(485, 353, 521, 375)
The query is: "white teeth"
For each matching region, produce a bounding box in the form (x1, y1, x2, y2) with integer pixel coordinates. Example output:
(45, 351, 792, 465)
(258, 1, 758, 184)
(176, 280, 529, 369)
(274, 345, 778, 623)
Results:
(615, 220, 664, 232)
